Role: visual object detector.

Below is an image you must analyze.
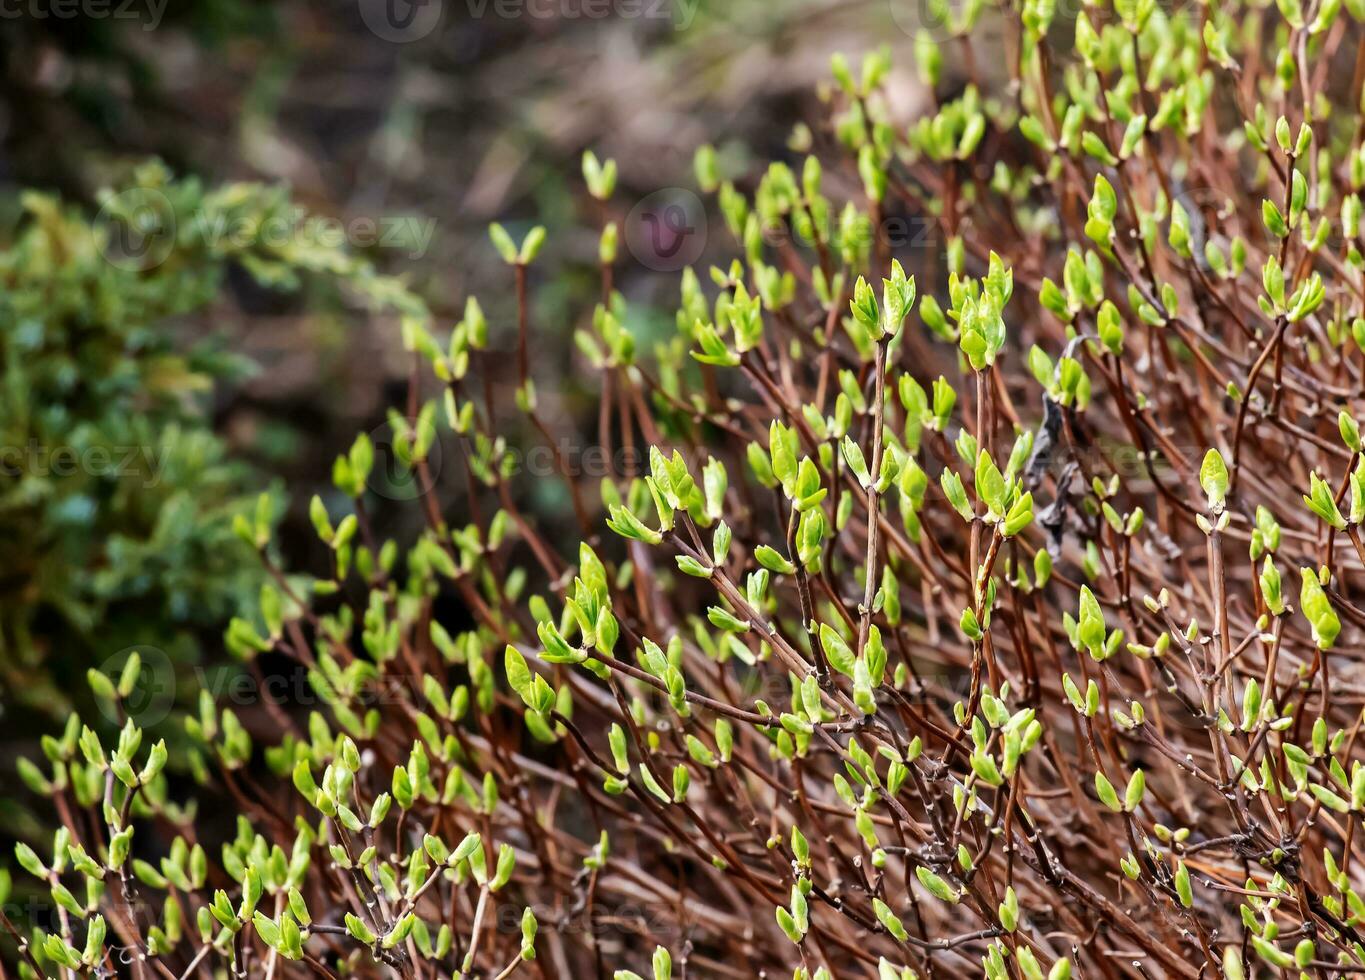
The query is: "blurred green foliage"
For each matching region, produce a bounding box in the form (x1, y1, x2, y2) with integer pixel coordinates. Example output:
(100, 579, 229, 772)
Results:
(0, 161, 425, 721)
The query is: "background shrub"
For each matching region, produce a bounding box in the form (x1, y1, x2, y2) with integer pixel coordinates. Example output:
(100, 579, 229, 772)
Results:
(0, 161, 423, 832)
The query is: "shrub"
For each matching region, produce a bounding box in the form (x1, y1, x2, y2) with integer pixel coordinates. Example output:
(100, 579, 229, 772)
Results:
(12, 2, 1365, 977)
(0, 161, 423, 722)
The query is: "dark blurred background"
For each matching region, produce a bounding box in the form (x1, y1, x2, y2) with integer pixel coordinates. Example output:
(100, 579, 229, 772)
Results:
(0, 0, 925, 480)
